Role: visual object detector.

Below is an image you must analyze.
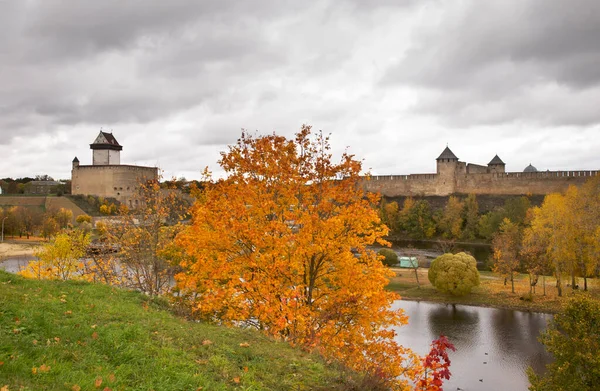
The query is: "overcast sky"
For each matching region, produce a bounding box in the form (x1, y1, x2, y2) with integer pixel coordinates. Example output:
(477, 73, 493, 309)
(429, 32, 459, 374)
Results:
(1, 0, 599, 180)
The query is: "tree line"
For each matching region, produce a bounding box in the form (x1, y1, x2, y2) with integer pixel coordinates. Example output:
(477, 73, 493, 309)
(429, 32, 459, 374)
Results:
(492, 178, 600, 296)
(379, 194, 532, 241)
(0, 206, 79, 239)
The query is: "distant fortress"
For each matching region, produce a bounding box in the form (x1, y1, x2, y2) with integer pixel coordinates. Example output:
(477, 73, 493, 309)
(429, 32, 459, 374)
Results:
(361, 146, 599, 197)
(71, 131, 159, 208)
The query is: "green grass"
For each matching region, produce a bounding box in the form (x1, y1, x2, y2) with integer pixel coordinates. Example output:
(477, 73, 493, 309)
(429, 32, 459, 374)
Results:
(0, 271, 360, 391)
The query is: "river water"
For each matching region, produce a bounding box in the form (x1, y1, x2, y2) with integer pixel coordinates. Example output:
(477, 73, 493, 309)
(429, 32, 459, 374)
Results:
(393, 300, 552, 391)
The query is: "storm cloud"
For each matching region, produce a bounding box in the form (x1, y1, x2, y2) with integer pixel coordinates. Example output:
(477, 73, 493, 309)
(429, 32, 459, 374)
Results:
(0, 0, 598, 180)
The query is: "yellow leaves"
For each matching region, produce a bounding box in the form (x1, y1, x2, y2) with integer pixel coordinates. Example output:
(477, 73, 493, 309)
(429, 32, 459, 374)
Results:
(32, 364, 51, 374)
(239, 342, 250, 347)
(1, 385, 8, 391)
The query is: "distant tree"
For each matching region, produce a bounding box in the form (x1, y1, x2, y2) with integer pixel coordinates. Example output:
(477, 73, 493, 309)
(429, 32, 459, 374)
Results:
(462, 194, 479, 240)
(428, 252, 480, 296)
(438, 196, 463, 239)
(379, 200, 400, 234)
(478, 210, 504, 240)
(528, 296, 600, 391)
(54, 208, 73, 228)
(378, 248, 399, 266)
(34, 174, 54, 181)
(41, 216, 59, 240)
(503, 196, 531, 226)
(405, 200, 436, 239)
(491, 218, 521, 293)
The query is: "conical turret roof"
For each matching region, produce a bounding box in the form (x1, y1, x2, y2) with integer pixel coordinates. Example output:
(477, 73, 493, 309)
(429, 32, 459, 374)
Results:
(436, 146, 458, 161)
(488, 154, 505, 165)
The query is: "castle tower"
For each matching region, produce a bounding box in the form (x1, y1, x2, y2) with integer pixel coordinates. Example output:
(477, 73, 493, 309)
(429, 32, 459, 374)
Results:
(90, 131, 122, 165)
(72, 156, 79, 169)
(436, 146, 459, 195)
(487, 155, 506, 174)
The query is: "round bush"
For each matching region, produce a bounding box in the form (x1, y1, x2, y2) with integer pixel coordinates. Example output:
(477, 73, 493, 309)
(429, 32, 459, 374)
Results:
(378, 248, 399, 267)
(428, 252, 480, 296)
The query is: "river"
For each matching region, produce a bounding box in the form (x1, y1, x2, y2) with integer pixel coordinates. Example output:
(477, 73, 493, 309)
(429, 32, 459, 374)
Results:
(393, 300, 552, 391)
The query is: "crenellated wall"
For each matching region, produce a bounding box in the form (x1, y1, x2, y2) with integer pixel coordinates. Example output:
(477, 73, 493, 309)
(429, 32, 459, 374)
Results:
(361, 170, 599, 197)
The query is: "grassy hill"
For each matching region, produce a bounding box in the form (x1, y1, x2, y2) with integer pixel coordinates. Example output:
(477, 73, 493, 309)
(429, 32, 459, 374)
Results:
(0, 271, 361, 391)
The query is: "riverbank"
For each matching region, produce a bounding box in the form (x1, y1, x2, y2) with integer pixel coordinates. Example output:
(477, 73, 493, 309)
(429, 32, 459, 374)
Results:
(387, 268, 600, 314)
(0, 240, 41, 259)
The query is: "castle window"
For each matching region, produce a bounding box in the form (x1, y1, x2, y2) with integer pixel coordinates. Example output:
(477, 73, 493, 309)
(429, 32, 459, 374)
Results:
(114, 187, 117, 190)
(119, 187, 123, 190)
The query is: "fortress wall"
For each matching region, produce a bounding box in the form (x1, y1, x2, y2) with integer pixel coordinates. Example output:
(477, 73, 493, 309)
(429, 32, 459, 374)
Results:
(457, 170, 599, 195)
(362, 170, 599, 197)
(361, 174, 442, 197)
(72, 165, 158, 206)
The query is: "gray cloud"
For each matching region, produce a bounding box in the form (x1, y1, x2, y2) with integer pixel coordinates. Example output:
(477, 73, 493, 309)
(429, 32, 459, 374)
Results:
(383, 0, 600, 127)
(0, 0, 598, 180)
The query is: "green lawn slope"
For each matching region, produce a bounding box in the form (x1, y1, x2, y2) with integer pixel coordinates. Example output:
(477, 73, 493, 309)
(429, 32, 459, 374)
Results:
(0, 271, 360, 391)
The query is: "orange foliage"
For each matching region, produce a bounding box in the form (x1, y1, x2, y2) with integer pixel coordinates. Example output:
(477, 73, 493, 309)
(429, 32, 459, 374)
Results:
(175, 126, 452, 390)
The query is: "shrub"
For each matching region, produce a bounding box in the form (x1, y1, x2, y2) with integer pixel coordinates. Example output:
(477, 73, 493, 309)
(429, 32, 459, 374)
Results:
(378, 248, 399, 267)
(428, 252, 480, 296)
(75, 214, 92, 224)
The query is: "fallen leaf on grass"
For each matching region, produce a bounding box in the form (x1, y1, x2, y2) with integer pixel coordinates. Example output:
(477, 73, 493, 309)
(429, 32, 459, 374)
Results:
(195, 359, 208, 365)
(102, 388, 112, 391)
(39, 364, 50, 373)
(92, 332, 99, 340)
(72, 385, 81, 391)
(108, 373, 116, 383)
(94, 377, 103, 388)
(64, 311, 72, 315)
(233, 377, 240, 384)
(239, 342, 250, 347)
(201, 339, 212, 345)
(1, 385, 9, 391)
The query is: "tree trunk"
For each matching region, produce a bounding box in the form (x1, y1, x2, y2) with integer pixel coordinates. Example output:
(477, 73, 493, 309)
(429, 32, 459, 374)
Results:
(584, 277, 588, 291)
(543, 275, 546, 296)
(511, 272, 515, 294)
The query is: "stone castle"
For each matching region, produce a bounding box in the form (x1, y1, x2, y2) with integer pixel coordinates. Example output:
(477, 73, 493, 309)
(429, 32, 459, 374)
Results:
(361, 146, 599, 197)
(71, 131, 159, 207)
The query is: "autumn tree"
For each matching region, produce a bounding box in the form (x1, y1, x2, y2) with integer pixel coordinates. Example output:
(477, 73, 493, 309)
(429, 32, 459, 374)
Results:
(175, 126, 453, 390)
(461, 193, 479, 240)
(528, 296, 600, 391)
(103, 180, 189, 296)
(528, 194, 571, 296)
(379, 199, 400, 234)
(405, 200, 436, 239)
(437, 196, 463, 239)
(19, 229, 90, 280)
(491, 218, 522, 293)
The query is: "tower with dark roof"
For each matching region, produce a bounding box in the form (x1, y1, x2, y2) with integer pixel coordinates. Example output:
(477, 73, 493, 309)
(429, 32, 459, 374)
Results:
(91, 131, 122, 165)
(487, 154, 506, 174)
(435, 146, 461, 194)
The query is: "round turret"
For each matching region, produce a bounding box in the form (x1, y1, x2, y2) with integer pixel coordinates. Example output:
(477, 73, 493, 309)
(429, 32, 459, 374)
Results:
(524, 164, 538, 173)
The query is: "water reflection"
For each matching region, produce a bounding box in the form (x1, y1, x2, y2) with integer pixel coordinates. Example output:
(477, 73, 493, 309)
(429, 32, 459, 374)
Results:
(392, 300, 552, 391)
